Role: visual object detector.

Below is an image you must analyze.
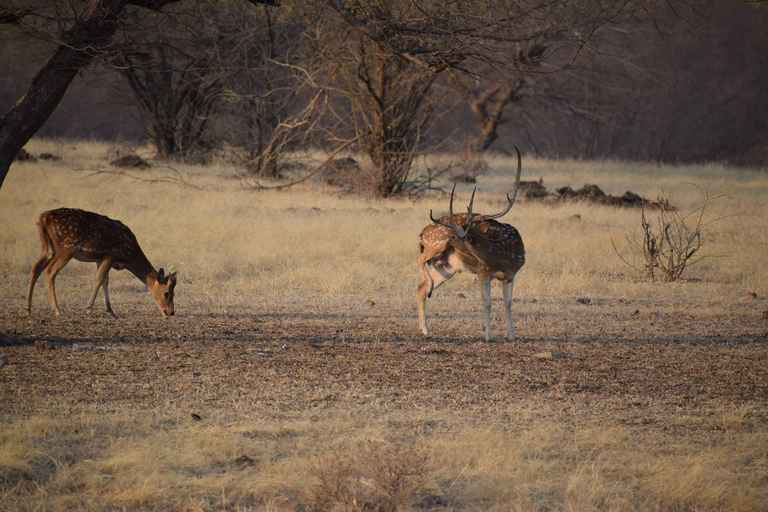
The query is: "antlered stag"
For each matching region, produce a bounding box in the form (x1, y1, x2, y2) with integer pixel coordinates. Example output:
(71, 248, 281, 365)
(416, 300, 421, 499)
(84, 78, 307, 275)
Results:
(25, 208, 177, 317)
(417, 148, 525, 341)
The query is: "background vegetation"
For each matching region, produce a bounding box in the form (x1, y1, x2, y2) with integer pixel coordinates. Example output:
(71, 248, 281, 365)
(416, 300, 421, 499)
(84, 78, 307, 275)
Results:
(2, 0, 766, 194)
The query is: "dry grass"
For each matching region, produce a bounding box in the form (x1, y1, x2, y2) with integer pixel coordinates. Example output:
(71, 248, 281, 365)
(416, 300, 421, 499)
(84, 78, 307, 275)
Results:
(1, 139, 767, 511)
(2, 405, 766, 511)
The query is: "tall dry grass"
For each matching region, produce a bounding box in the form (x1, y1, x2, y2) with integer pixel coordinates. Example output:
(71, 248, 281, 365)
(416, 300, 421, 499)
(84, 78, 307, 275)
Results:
(2, 140, 766, 313)
(2, 403, 766, 511)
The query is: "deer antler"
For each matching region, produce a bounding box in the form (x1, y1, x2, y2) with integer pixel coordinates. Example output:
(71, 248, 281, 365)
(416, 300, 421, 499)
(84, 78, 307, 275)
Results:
(450, 183, 476, 240)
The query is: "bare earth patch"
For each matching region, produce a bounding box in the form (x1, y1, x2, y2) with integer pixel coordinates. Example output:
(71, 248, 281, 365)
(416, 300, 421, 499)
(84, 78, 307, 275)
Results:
(1, 298, 766, 510)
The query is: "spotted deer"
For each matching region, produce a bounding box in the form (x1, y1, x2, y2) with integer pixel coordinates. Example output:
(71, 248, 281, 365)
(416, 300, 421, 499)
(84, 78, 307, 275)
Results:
(417, 148, 525, 341)
(25, 208, 177, 317)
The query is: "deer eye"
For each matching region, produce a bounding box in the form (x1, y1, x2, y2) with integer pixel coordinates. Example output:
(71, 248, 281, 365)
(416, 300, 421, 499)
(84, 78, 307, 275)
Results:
(163, 292, 170, 299)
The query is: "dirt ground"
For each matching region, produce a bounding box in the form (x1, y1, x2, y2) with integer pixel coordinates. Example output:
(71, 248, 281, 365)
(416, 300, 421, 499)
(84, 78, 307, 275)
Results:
(3, 297, 767, 426)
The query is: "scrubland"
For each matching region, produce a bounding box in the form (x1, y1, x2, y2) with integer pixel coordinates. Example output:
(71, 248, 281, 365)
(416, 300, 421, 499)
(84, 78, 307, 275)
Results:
(0, 140, 766, 511)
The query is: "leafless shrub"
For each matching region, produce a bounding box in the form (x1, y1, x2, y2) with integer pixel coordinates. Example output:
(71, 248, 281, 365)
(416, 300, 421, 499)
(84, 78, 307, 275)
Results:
(311, 441, 429, 512)
(116, 21, 223, 164)
(612, 184, 733, 282)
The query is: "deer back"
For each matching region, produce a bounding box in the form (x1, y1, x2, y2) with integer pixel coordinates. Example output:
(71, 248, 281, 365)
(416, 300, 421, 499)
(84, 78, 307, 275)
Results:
(41, 208, 147, 266)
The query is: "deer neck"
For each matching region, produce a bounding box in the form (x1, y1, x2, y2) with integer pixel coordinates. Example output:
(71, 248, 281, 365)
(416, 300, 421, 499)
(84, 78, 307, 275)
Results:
(454, 239, 493, 270)
(126, 255, 159, 288)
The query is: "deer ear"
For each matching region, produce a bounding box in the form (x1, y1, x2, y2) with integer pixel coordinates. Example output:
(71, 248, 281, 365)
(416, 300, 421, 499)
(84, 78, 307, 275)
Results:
(170, 272, 177, 285)
(158, 268, 165, 278)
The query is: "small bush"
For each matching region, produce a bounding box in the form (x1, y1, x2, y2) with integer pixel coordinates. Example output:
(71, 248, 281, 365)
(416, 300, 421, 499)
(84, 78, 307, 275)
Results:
(612, 184, 733, 282)
(311, 441, 429, 512)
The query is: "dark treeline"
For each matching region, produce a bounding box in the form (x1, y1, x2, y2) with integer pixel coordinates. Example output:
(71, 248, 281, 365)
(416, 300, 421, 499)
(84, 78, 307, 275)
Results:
(1, 0, 766, 191)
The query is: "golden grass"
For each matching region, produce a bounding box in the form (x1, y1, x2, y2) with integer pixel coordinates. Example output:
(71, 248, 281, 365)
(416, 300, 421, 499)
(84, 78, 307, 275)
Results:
(2, 404, 766, 511)
(1, 139, 767, 511)
(3, 140, 766, 309)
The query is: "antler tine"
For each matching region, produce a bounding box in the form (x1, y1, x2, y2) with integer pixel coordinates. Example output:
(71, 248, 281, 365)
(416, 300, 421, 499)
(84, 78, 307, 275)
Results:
(467, 186, 477, 216)
(464, 186, 477, 234)
(448, 182, 468, 239)
(429, 209, 452, 228)
(478, 145, 522, 221)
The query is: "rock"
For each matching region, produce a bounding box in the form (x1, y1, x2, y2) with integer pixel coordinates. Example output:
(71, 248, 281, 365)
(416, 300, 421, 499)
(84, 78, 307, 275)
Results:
(631, 309, 640, 316)
(39, 152, 62, 161)
(574, 297, 591, 305)
(365, 299, 375, 307)
(744, 292, 758, 300)
(533, 351, 564, 360)
(191, 413, 202, 421)
(110, 154, 150, 169)
(456, 292, 466, 299)
(14, 148, 37, 162)
(321, 156, 360, 187)
(0, 354, 8, 366)
(519, 179, 547, 198)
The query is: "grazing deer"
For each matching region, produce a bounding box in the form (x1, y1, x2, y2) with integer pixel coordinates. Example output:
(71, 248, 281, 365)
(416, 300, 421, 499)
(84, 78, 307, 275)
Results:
(417, 148, 525, 341)
(25, 208, 177, 317)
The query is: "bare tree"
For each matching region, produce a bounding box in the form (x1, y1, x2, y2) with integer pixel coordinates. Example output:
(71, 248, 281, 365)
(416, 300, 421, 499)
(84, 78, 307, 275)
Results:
(116, 5, 227, 163)
(217, 4, 325, 178)
(509, 1, 768, 164)
(324, 27, 447, 196)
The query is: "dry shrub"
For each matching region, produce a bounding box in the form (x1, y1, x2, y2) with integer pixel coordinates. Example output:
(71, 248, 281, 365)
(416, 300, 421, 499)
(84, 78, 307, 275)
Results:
(311, 441, 429, 512)
(612, 184, 733, 282)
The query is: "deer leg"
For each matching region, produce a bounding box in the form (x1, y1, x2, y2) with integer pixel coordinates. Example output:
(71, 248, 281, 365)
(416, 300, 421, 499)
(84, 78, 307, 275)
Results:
(479, 272, 493, 341)
(417, 262, 456, 337)
(100, 262, 116, 317)
(25, 250, 53, 315)
(87, 259, 113, 316)
(502, 277, 515, 341)
(44, 256, 70, 316)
